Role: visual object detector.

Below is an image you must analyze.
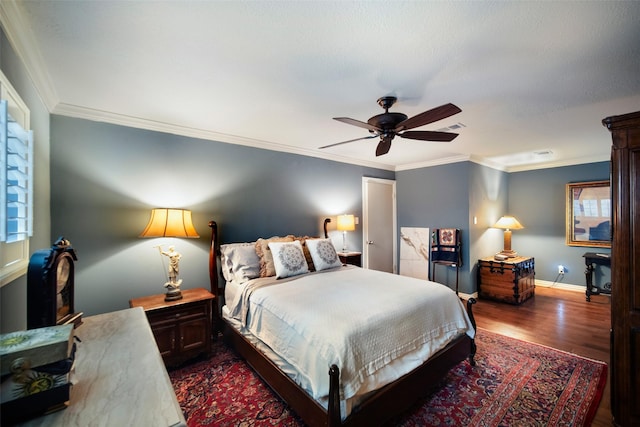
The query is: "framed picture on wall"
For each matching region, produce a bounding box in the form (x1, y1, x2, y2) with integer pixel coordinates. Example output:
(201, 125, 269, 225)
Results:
(566, 180, 611, 248)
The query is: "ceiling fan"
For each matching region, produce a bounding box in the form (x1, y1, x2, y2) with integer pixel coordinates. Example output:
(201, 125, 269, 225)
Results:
(320, 96, 462, 156)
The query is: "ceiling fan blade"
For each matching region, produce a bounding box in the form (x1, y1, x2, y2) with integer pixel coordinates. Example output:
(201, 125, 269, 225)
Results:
(399, 130, 459, 142)
(334, 117, 381, 132)
(375, 139, 392, 156)
(319, 134, 377, 149)
(394, 103, 462, 132)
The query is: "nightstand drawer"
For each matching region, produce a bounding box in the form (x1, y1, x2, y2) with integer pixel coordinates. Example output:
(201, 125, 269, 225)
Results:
(146, 302, 207, 323)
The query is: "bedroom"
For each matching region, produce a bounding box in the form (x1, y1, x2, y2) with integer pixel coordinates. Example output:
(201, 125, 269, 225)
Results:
(0, 2, 640, 330)
(0, 1, 638, 425)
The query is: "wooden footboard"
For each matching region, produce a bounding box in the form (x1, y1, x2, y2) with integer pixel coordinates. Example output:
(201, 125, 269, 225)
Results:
(332, 329, 475, 427)
(209, 221, 477, 426)
(223, 309, 475, 427)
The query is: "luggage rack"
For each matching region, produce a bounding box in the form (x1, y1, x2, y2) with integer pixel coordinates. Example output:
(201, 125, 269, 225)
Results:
(430, 228, 462, 295)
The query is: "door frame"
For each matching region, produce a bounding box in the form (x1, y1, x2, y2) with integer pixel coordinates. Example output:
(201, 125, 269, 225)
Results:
(362, 177, 397, 272)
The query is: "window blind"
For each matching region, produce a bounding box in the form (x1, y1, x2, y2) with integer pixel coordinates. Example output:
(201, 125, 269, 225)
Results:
(1, 99, 33, 243)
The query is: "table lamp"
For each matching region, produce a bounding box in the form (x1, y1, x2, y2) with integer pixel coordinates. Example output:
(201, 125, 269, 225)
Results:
(493, 215, 523, 258)
(140, 208, 199, 301)
(337, 214, 355, 251)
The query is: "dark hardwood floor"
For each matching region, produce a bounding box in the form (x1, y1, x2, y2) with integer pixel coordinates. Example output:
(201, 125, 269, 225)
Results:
(472, 286, 612, 426)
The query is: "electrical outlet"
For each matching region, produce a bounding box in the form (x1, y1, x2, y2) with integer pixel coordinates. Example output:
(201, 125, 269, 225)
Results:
(558, 265, 565, 275)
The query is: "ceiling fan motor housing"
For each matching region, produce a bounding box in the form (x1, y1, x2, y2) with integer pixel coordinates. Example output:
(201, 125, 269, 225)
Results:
(368, 112, 408, 130)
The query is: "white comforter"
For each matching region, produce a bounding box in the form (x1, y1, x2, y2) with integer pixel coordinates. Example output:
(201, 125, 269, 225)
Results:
(226, 266, 475, 405)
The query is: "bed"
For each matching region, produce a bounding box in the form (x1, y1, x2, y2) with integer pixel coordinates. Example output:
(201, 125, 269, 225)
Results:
(207, 221, 476, 427)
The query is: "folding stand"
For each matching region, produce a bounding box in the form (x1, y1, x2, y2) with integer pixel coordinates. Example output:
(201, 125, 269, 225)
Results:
(430, 228, 462, 295)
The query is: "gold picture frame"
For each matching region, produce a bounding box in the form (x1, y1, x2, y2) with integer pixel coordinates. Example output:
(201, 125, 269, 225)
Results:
(566, 180, 611, 248)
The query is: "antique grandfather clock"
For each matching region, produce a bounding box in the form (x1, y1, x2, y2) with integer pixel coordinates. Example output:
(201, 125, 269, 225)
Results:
(27, 237, 82, 329)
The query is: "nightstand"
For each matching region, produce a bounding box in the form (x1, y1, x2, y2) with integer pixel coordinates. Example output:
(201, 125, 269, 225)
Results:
(130, 288, 214, 367)
(337, 251, 362, 267)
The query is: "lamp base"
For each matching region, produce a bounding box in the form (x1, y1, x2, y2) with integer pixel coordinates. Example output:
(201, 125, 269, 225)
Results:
(164, 279, 183, 301)
(498, 249, 518, 258)
(164, 289, 183, 302)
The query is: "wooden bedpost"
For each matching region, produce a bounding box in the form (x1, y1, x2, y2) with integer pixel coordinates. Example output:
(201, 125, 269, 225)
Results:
(466, 298, 477, 366)
(323, 218, 331, 239)
(328, 364, 341, 427)
(208, 221, 221, 330)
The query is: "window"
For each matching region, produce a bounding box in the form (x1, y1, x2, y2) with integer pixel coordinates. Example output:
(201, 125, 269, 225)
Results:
(582, 199, 599, 217)
(1, 70, 33, 286)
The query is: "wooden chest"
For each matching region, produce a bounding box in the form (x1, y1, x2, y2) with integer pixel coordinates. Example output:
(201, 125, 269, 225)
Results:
(478, 256, 535, 304)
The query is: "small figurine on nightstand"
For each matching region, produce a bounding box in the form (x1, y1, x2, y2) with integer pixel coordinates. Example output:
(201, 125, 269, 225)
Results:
(157, 245, 183, 301)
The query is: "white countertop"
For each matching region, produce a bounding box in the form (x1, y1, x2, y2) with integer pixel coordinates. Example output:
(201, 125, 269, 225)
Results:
(19, 307, 186, 427)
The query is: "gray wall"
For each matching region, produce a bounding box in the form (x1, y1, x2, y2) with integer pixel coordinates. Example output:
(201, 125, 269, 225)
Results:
(508, 162, 611, 288)
(0, 30, 52, 333)
(396, 162, 510, 294)
(50, 115, 394, 317)
(396, 162, 473, 293)
(396, 160, 611, 295)
(467, 162, 510, 289)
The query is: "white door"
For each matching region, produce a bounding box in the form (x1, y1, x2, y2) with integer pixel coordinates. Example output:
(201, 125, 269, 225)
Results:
(362, 177, 396, 273)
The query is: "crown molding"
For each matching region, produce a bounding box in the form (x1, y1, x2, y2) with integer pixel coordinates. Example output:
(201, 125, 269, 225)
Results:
(394, 154, 471, 171)
(0, 1, 59, 111)
(56, 100, 606, 174)
(468, 155, 508, 171)
(504, 154, 610, 173)
(53, 102, 397, 172)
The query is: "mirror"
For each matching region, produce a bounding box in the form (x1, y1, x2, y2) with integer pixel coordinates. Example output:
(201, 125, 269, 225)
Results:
(566, 180, 611, 248)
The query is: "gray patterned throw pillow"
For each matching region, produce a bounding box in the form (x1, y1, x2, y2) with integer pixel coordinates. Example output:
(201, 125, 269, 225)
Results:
(268, 240, 310, 278)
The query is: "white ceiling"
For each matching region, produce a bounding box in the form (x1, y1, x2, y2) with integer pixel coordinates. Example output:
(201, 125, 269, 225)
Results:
(2, 1, 639, 171)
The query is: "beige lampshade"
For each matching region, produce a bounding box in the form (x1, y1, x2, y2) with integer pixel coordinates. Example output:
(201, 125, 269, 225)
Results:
(493, 216, 524, 230)
(139, 208, 200, 238)
(337, 214, 355, 231)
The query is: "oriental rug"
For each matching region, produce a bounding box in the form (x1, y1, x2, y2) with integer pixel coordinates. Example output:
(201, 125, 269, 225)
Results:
(169, 329, 607, 426)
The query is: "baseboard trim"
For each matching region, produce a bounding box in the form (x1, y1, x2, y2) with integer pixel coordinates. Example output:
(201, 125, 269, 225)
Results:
(460, 280, 585, 301)
(535, 279, 585, 293)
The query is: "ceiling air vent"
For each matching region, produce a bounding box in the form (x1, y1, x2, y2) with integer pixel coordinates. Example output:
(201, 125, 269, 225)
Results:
(436, 122, 466, 132)
(534, 150, 553, 156)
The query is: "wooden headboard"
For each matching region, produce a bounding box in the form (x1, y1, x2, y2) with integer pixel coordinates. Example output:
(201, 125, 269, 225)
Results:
(207, 218, 333, 322)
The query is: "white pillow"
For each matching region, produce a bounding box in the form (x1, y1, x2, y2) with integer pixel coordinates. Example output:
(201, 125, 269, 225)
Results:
(220, 242, 260, 283)
(220, 250, 234, 282)
(306, 239, 343, 271)
(268, 240, 310, 279)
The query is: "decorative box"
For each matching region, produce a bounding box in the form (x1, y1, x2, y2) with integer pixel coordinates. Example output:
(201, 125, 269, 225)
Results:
(478, 256, 535, 304)
(0, 324, 75, 425)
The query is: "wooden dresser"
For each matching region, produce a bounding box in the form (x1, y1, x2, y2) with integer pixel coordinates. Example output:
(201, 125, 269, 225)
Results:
(17, 308, 186, 426)
(477, 256, 535, 304)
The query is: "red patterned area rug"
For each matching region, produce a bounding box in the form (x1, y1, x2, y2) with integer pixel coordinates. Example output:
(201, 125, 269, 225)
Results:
(169, 329, 607, 426)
